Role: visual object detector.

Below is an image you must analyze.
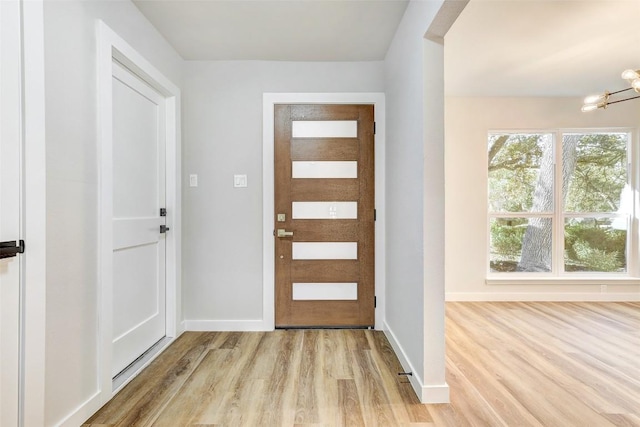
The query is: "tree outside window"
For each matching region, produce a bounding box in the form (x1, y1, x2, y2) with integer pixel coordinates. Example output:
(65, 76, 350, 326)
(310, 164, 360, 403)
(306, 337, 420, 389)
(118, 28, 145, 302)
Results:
(488, 131, 631, 274)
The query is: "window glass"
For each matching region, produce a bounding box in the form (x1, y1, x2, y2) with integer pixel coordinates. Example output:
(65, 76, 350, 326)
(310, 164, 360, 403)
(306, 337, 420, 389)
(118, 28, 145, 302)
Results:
(490, 217, 553, 273)
(563, 133, 628, 213)
(564, 218, 627, 273)
(488, 133, 553, 213)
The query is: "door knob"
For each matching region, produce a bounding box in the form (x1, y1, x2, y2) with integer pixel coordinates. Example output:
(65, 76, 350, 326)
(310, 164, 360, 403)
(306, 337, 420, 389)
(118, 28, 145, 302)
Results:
(277, 229, 294, 238)
(0, 240, 25, 259)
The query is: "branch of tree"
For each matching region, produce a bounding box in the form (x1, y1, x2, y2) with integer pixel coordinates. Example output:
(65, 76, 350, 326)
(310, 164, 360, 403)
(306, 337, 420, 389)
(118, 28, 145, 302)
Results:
(488, 135, 509, 167)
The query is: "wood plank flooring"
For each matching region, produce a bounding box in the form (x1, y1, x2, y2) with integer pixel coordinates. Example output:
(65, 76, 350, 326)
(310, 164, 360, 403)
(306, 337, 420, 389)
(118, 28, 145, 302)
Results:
(435, 302, 640, 427)
(84, 302, 640, 426)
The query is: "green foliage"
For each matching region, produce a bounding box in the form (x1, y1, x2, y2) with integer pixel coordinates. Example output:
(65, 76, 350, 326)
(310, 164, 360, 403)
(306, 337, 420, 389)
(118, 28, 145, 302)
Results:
(570, 240, 620, 272)
(564, 133, 627, 213)
(490, 219, 526, 258)
(488, 134, 550, 212)
(564, 221, 626, 272)
(488, 133, 627, 214)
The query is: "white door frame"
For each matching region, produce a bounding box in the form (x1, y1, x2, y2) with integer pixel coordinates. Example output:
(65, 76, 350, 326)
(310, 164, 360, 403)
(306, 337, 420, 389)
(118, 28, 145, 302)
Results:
(1, 1, 48, 425)
(262, 93, 386, 330)
(97, 20, 182, 407)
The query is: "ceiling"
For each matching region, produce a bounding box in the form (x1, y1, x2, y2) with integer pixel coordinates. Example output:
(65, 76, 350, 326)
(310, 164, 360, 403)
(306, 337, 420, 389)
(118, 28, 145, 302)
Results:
(445, 0, 640, 97)
(132, 0, 409, 61)
(132, 0, 640, 97)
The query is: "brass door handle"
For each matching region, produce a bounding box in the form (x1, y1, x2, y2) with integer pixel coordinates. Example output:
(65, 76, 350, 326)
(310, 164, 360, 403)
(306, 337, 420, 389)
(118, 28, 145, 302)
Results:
(277, 229, 294, 238)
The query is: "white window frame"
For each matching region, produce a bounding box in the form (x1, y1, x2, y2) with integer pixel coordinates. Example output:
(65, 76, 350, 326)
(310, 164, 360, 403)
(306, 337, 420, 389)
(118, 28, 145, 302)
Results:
(486, 128, 640, 285)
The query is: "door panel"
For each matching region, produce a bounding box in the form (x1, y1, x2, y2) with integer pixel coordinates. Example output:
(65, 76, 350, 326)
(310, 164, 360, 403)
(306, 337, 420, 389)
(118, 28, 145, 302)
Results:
(291, 242, 358, 260)
(292, 202, 358, 219)
(291, 161, 358, 178)
(292, 282, 358, 300)
(275, 104, 375, 328)
(111, 60, 166, 377)
(0, 1, 22, 424)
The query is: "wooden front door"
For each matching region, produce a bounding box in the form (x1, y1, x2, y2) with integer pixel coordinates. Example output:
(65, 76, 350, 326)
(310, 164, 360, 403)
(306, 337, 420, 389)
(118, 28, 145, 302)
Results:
(274, 104, 375, 328)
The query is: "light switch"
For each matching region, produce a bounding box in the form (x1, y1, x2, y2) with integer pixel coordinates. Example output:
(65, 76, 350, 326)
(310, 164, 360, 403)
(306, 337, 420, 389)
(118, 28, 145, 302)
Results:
(234, 174, 247, 188)
(189, 174, 198, 187)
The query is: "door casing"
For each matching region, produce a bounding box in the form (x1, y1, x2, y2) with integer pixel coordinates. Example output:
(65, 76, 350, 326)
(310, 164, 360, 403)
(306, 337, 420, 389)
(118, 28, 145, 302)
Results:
(95, 20, 182, 421)
(263, 93, 386, 330)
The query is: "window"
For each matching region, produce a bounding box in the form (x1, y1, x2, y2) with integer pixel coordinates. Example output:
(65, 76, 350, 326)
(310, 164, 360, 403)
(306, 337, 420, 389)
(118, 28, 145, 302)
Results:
(488, 131, 633, 275)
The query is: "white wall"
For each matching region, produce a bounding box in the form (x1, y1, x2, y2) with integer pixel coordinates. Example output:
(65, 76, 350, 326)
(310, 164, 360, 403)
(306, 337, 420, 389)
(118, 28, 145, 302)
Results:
(445, 96, 640, 301)
(181, 61, 384, 324)
(42, 1, 182, 425)
(383, 0, 448, 402)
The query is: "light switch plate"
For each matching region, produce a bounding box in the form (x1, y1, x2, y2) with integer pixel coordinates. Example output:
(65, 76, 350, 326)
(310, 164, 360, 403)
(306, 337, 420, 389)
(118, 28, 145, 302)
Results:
(234, 174, 247, 188)
(189, 174, 198, 187)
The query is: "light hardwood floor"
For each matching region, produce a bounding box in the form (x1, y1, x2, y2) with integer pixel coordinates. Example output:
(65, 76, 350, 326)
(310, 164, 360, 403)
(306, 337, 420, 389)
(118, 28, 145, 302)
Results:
(84, 302, 640, 426)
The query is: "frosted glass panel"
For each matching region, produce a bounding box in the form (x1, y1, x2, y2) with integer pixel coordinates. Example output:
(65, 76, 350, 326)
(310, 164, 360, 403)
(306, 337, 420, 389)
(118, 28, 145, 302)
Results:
(292, 121, 357, 138)
(292, 202, 358, 219)
(293, 283, 358, 300)
(292, 161, 357, 178)
(292, 242, 357, 260)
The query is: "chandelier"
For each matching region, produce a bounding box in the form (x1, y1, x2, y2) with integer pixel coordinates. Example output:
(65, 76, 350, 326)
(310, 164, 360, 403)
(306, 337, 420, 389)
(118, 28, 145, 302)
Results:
(581, 69, 640, 112)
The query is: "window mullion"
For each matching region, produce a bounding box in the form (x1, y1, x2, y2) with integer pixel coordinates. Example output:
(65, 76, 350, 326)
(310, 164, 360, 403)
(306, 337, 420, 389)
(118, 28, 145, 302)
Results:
(630, 131, 639, 276)
(555, 131, 564, 275)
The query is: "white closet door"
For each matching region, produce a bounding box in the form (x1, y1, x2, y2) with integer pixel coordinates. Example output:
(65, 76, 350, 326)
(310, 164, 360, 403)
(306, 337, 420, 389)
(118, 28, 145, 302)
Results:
(1, 0, 23, 424)
(111, 60, 167, 377)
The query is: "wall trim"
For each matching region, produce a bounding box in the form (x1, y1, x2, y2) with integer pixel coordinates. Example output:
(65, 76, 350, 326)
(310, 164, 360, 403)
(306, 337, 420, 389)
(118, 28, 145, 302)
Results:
(262, 93, 386, 330)
(95, 19, 182, 424)
(185, 320, 268, 332)
(446, 292, 640, 302)
(383, 321, 450, 404)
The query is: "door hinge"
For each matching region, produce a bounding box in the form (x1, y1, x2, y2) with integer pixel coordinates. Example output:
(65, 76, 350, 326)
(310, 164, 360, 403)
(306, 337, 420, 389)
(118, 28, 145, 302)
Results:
(373, 122, 376, 135)
(0, 240, 25, 259)
(160, 225, 170, 234)
(160, 208, 167, 217)
(374, 209, 377, 221)
(374, 296, 377, 308)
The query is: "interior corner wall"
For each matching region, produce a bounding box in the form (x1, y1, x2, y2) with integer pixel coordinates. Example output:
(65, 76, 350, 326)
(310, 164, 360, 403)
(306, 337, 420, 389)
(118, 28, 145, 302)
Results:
(383, 0, 446, 401)
(42, 1, 183, 425)
(445, 96, 640, 301)
(181, 61, 384, 325)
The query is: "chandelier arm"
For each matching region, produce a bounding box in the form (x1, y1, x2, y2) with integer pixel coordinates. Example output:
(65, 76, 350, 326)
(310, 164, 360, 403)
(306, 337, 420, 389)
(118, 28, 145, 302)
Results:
(607, 94, 640, 105)
(608, 87, 634, 96)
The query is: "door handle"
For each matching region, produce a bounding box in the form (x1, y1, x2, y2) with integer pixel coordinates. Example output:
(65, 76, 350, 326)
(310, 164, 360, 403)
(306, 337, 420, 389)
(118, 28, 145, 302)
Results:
(0, 240, 25, 259)
(276, 229, 293, 238)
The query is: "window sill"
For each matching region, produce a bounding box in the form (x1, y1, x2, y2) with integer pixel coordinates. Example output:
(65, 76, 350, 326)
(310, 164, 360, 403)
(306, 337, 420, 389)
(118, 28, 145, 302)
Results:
(485, 276, 640, 286)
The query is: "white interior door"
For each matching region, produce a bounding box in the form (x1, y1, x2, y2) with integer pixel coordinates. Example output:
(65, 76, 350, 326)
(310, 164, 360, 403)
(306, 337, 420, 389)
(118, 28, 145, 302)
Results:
(0, 0, 23, 424)
(111, 60, 167, 377)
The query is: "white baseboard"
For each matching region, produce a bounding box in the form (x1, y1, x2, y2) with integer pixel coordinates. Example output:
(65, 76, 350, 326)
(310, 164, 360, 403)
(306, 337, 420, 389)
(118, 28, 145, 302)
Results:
(177, 320, 187, 335)
(382, 322, 450, 404)
(184, 319, 271, 331)
(56, 391, 102, 427)
(446, 292, 640, 302)
(420, 383, 451, 403)
(58, 335, 179, 426)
